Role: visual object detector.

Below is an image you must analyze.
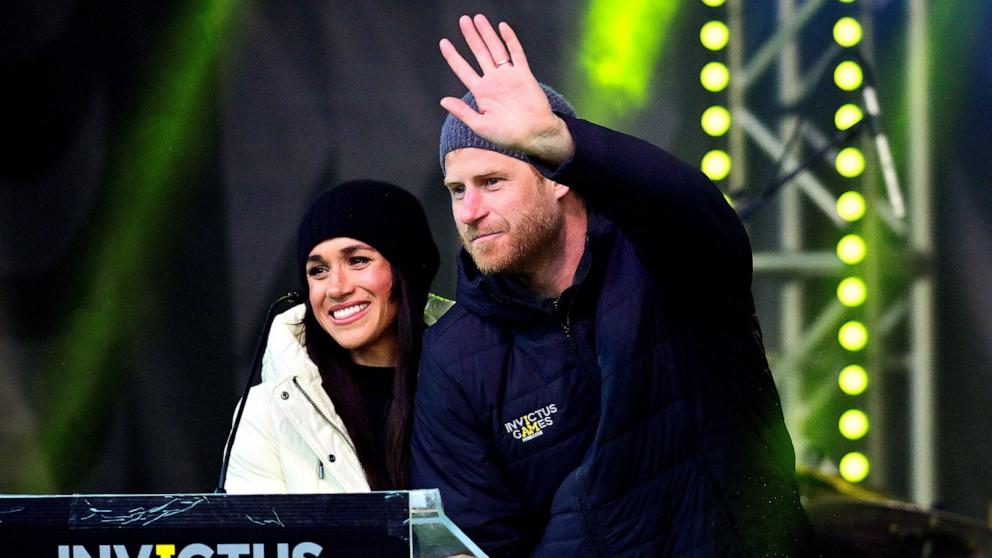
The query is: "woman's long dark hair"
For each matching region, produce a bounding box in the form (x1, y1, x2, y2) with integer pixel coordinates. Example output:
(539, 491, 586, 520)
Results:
(301, 263, 423, 490)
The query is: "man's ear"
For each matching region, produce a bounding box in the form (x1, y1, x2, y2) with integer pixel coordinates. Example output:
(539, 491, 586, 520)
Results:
(552, 180, 570, 200)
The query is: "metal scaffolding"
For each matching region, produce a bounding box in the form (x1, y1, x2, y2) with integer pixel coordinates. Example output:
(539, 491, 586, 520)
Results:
(723, 0, 935, 505)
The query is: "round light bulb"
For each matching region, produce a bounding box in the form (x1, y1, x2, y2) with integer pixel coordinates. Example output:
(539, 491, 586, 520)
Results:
(836, 234, 867, 265)
(833, 17, 863, 48)
(701, 150, 732, 181)
(836, 147, 866, 178)
(839, 409, 870, 440)
(839, 364, 869, 396)
(701, 106, 732, 136)
(837, 277, 867, 307)
(834, 60, 864, 91)
(837, 191, 866, 222)
(835, 103, 864, 131)
(700, 21, 730, 51)
(701, 62, 730, 92)
(839, 321, 869, 351)
(839, 452, 870, 483)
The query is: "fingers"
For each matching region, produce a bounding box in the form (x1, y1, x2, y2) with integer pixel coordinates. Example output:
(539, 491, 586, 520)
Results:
(439, 38, 480, 89)
(473, 14, 512, 68)
(458, 15, 497, 72)
(498, 21, 529, 69)
(440, 96, 481, 128)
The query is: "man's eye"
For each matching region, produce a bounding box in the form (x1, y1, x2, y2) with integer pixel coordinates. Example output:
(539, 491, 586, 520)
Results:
(484, 177, 501, 186)
(449, 185, 465, 198)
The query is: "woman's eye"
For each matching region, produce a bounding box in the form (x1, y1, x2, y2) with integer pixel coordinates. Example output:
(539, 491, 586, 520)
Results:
(349, 256, 371, 266)
(307, 265, 328, 277)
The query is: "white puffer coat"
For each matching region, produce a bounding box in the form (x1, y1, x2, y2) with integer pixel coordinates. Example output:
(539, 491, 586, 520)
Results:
(224, 304, 370, 493)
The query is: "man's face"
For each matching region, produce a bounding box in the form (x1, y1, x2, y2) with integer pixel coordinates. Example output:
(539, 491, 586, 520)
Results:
(443, 148, 564, 276)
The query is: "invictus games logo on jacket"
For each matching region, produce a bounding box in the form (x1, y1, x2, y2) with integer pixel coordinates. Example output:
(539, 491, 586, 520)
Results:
(504, 404, 558, 442)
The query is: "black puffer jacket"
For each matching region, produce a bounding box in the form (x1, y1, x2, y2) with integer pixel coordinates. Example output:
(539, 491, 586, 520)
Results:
(411, 117, 817, 557)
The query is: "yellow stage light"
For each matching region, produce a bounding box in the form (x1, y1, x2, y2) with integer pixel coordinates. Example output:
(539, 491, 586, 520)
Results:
(834, 60, 864, 91)
(837, 277, 867, 307)
(836, 234, 866, 265)
(839, 321, 869, 351)
(839, 409, 870, 440)
(839, 364, 869, 395)
(701, 0, 726, 6)
(701, 150, 731, 181)
(701, 106, 731, 136)
(837, 191, 866, 222)
(701, 62, 730, 92)
(839, 452, 870, 483)
(836, 147, 866, 178)
(700, 21, 730, 51)
(833, 17, 863, 48)
(835, 103, 864, 131)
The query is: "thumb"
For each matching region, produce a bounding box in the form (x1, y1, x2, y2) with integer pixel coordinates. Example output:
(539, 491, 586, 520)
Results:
(440, 97, 483, 130)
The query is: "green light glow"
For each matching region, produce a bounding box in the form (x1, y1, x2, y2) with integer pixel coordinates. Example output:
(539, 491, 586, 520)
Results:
(839, 409, 870, 440)
(839, 321, 869, 351)
(40, 0, 238, 488)
(837, 276, 867, 307)
(834, 60, 864, 91)
(837, 190, 866, 221)
(839, 364, 869, 395)
(701, 150, 731, 181)
(700, 61, 730, 92)
(833, 17, 863, 48)
(835, 103, 864, 131)
(836, 147, 866, 178)
(700, 21, 730, 51)
(701, 0, 726, 6)
(837, 234, 867, 264)
(701, 105, 731, 136)
(839, 452, 870, 483)
(575, 0, 681, 124)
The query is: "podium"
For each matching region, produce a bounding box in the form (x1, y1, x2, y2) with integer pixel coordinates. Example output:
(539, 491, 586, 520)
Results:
(0, 489, 487, 557)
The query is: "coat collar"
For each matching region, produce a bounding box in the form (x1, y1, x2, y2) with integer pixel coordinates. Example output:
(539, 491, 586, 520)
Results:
(455, 210, 614, 322)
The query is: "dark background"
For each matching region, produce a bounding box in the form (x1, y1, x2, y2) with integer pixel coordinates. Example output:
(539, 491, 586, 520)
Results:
(1, 0, 989, 526)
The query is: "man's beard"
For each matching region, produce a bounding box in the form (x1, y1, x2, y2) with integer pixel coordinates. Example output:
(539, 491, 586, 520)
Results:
(461, 201, 564, 276)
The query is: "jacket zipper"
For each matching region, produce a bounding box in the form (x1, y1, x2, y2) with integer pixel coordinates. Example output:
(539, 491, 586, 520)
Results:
(291, 377, 366, 478)
(551, 298, 573, 339)
(554, 283, 609, 555)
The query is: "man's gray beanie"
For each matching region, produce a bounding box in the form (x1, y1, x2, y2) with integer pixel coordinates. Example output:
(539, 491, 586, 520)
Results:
(438, 83, 576, 173)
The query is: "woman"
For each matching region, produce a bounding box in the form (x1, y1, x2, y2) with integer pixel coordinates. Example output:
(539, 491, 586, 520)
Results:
(225, 179, 440, 492)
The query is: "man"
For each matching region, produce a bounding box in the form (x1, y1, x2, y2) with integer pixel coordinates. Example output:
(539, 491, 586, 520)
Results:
(411, 14, 818, 558)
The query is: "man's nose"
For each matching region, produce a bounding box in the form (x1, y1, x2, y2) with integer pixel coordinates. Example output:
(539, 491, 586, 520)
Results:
(458, 187, 486, 225)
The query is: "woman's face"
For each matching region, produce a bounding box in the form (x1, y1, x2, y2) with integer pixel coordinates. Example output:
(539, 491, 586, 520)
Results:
(306, 237, 398, 366)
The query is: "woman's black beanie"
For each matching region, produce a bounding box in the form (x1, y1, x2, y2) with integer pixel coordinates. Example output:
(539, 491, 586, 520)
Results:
(296, 179, 440, 311)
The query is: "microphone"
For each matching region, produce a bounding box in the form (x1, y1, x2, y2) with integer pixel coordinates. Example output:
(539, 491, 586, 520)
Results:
(215, 291, 304, 493)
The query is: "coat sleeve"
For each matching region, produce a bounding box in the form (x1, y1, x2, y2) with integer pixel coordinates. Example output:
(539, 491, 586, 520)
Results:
(410, 345, 533, 558)
(544, 116, 754, 310)
(223, 387, 290, 494)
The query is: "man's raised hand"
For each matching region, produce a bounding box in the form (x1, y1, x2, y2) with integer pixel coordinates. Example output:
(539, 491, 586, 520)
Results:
(439, 14, 574, 165)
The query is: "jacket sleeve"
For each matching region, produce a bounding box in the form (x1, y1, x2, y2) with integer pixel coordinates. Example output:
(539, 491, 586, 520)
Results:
(223, 387, 290, 494)
(410, 345, 532, 558)
(545, 116, 754, 309)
